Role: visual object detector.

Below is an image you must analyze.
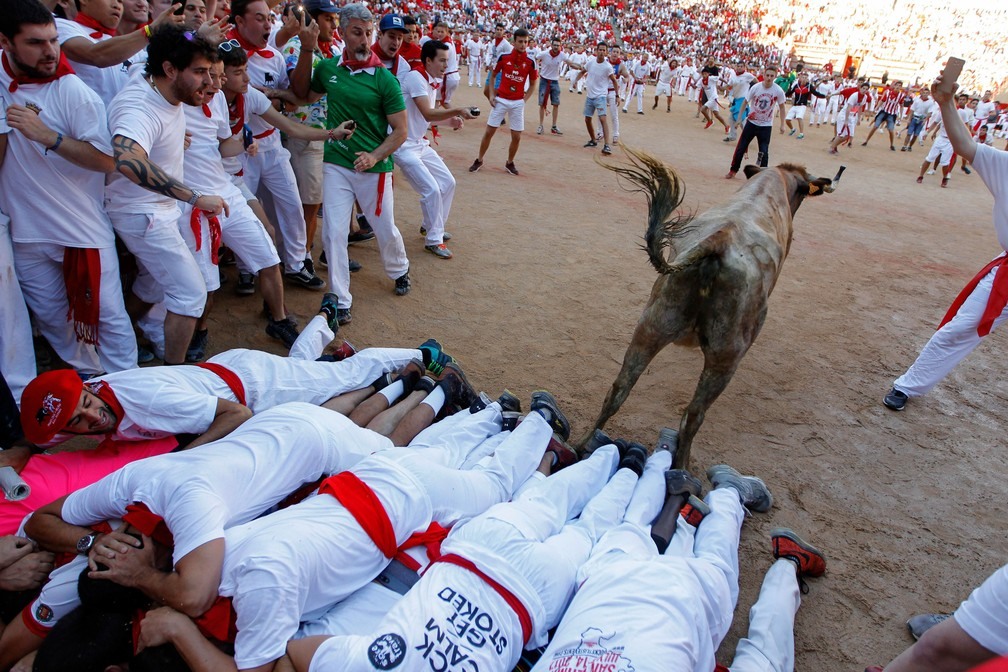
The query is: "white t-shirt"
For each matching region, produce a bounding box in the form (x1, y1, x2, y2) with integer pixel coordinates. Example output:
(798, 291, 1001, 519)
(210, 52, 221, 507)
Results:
(583, 58, 614, 98)
(444, 40, 460, 73)
(308, 562, 524, 672)
(909, 96, 936, 120)
(657, 63, 680, 85)
(222, 87, 273, 176)
(399, 69, 437, 144)
(465, 38, 481, 60)
(55, 19, 136, 106)
(491, 37, 512, 65)
(745, 82, 786, 126)
(972, 143, 1008, 252)
(535, 50, 567, 80)
(976, 100, 996, 123)
(630, 60, 650, 83)
(729, 71, 756, 99)
(105, 76, 186, 213)
(61, 402, 384, 564)
(0, 71, 115, 248)
(182, 91, 233, 193)
(243, 47, 288, 152)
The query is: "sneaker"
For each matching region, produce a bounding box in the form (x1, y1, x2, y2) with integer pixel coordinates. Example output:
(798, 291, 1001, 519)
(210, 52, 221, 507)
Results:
(218, 247, 236, 266)
(137, 346, 156, 365)
(962, 165, 972, 175)
(882, 387, 908, 411)
(601, 144, 613, 155)
(860, 141, 868, 146)
(797, 133, 804, 139)
(468, 158, 483, 173)
(654, 427, 679, 462)
(926, 168, 935, 175)
(907, 146, 913, 152)
(771, 528, 826, 577)
(349, 258, 362, 273)
(394, 270, 411, 296)
(941, 177, 949, 188)
(265, 317, 300, 348)
(789, 128, 796, 136)
(418, 338, 454, 375)
(425, 243, 453, 259)
(185, 329, 209, 362)
(637, 110, 644, 115)
(725, 171, 737, 179)
(302, 255, 316, 276)
(331, 340, 356, 360)
(584, 139, 598, 148)
(505, 161, 519, 176)
(680, 494, 710, 526)
(704, 119, 713, 129)
(551, 126, 563, 135)
(356, 213, 372, 232)
(318, 250, 328, 268)
(530, 390, 570, 442)
(285, 266, 326, 291)
(236, 272, 256, 296)
(890, 145, 896, 151)
(497, 389, 521, 413)
(545, 434, 579, 470)
(665, 469, 703, 497)
(916, 176, 923, 184)
(348, 229, 376, 243)
(419, 227, 452, 241)
(336, 307, 352, 326)
(320, 292, 340, 332)
(828, 148, 839, 155)
(439, 362, 477, 414)
(906, 614, 950, 641)
(706, 464, 773, 512)
(582, 428, 615, 456)
(723, 135, 733, 142)
(618, 442, 648, 477)
(536, 124, 544, 135)
(398, 358, 426, 394)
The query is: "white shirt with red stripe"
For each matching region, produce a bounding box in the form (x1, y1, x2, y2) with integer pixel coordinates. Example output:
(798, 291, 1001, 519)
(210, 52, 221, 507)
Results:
(105, 75, 186, 214)
(60, 403, 385, 565)
(0, 68, 115, 248)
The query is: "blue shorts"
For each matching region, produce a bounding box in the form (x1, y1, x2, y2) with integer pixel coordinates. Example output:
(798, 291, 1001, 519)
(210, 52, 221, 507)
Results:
(583, 95, 607, 117)
(906, 115, 925, 137)
(538, 78, 560, 106)
(485, 71, 502, 91)
(873, 110, 898, 130)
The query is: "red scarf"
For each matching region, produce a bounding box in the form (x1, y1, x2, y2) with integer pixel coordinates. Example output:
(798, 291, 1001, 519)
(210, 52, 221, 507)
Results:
(226, 28, 273, 59)
(201, 103, 212, 117)
(414, 64, 440, 90)
(394, 522, 448, 572)
(62, 248, 101, 346)
(227, 93, 245, 135)
(75, 12, 117, 38)
(3, 52, 75, 93)
(318, 471, 397, 558)
(123, 502, 174, 547)
(86, 379, 125, 432)
(318, 40, 334, 59)
(342, 47, 382, 71)
(193, 362, 247, 406)
(188, 208, 222, 265)
(939, 253, 1008, 337)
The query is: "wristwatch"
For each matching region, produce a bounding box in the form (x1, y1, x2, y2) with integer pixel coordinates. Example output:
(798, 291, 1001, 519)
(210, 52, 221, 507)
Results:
(187, 188, 204, 206)
(76, 531, 99, 555)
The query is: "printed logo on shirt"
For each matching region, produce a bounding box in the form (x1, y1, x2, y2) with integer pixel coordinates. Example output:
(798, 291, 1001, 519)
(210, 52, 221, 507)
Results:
(264, 72, 276, 85)
(368, 633, 406, 670)
(545, 627, 634, 672)
(24, 102, 42, 116)
(35, 603, 54, 624)
(35, 393, 62, 428)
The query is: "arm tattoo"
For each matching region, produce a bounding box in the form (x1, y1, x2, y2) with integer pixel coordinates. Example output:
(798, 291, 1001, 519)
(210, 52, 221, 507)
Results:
(112, 135, 191, 201)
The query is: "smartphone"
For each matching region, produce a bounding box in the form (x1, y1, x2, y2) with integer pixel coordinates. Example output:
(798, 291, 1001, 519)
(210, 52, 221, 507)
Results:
(242, 125, 254, 149)
(173, 2, 184, 15)
(469, 106, 481, 117)
(937, 57, 965, 93)
(293, 4, 305, 24)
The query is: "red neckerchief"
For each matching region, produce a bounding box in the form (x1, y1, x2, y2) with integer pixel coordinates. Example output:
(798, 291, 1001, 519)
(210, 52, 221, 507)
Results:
(62, 249, 101, 346)
(86, 380, 125, 432)
(3, 51, 76, 93)
(189, 208, 222, 264)
(494, 36, 503, 46)
(414, 64, 440, 90)
(318, 40, 334, 59)
(226, 28, 273, 59)
(122, 502, 174, 547)
(75, 12, 117, 38)
(341, 47, 383, 72)
(371, 42, 396, 72)
(227, 93, 245, 135)
(201, 102, 212, 117)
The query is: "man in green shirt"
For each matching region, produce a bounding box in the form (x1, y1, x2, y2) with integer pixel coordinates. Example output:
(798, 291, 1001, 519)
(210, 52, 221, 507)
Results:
(291, 3, 409, 326)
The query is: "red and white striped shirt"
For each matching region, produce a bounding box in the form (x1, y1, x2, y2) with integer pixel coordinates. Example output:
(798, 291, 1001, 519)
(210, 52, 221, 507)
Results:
(878, 87, 906, 115)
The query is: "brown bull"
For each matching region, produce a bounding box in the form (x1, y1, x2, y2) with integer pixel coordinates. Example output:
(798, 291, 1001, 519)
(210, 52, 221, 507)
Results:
(582, 149, 843, 468)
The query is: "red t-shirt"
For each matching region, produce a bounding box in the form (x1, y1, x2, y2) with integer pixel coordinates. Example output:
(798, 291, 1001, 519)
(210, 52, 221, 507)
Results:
(494, 51, 538, 100)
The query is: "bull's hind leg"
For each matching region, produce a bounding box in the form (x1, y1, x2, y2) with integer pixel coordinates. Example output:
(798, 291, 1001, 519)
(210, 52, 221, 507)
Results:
(578, 315, 671, 453)
(676, 354, 742, 469)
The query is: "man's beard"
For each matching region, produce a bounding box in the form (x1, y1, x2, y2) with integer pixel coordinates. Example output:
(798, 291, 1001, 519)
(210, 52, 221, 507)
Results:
(173, 79, 205, 106)
(353, 44, 370, 60)
(10, 51, 57, 79)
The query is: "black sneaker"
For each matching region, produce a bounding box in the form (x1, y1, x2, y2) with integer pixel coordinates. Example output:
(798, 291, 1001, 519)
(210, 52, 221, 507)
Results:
(497, 389, 521, 414)
(398, 358, 426, 393)
(582, 428, 615, 456)
(348, 229, 376, 243)
(584, 139, 598, 148)
(505, 161, 519, 176)
(356, 213, 373, 232)
(285, 266, 326, 290)
(394, 270, 411, 296)
(185, 329, 209, 362)
(349, 258, 362, 273)
(303, 255, 316, 276)
(706, 464, 773, 512)
(654, 427, 679, 458)
(319, 250, 328, 268)
(419, 338, 454, 375)
(530, 390, 570, 442)
(468, 158, 483, 172)
(666, 469, 703, 498)
(336, 308, 352, 326)
(883, 387, 908, 411)
(439, 362, 477, 414)
(618, 442, 648, 476)
(236, 272, 256, 296)
(320, 293, 340, 332)
(266, 317, 300, 348)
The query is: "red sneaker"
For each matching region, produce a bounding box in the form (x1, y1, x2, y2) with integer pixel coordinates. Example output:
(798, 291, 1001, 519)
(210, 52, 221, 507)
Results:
(704, 119, 713, 129)
(772, 528, 826, 577)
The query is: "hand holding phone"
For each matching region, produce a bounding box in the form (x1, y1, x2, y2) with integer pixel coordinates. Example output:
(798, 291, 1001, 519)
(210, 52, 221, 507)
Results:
(936, 57, 964, 95)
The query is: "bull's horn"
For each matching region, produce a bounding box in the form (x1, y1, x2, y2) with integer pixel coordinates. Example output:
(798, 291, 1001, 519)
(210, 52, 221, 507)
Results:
(823, 165, 847, 193)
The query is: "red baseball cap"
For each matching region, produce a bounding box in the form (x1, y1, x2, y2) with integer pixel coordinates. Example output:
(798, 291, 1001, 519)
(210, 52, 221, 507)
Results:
(20, 370, 84, 445)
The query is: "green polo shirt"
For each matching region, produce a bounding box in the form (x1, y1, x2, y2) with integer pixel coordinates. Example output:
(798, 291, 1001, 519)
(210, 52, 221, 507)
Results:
(310, 57, 405, 173)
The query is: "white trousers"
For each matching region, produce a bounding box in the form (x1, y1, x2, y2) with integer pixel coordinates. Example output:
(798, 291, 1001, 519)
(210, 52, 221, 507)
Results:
(894, 264, 1008, 397)
(729, 559, 801, 672)
(443, 72, 460, 105)
(625, 83, 645, 112)
(13, 242, 137, 375)
(826, 96, 840, 123)
(321, 163, 409, 309)
(606, 91, 621, 138)
(0, 214, 37, 401)
(394, 141, 456, 245)
(812, 98, 828, 125)
(468, 58, 482, 86)
(243, 146, 308, 273)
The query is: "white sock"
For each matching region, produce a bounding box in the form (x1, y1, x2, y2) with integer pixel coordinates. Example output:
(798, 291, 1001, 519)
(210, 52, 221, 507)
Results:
(379, 379, 405, 404)
(421, 385, 446, 414)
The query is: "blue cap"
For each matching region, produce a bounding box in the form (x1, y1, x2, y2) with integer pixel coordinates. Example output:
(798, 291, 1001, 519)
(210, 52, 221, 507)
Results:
(379, 14, 407, 32)
(303, 0, 337, 13)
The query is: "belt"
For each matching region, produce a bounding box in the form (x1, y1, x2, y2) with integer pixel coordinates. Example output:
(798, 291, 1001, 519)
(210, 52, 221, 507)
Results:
(194, 362, 247, 405)
(318, 471, 397, 558)
(433, 553, 532, 645)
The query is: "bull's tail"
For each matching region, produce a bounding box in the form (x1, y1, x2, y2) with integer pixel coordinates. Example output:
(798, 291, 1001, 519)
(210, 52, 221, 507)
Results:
(598, 147, 693, 275)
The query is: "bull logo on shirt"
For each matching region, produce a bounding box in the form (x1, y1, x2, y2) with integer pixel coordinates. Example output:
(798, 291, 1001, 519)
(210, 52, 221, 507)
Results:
(368, 633, 406, 670)
(545, 627, 635, 672)
(264, 72, 276, 85)
(35, 393, 62, 428)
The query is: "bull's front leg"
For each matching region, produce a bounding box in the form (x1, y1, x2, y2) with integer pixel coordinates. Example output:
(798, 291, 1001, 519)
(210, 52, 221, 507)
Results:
(677, 356, 741, 469)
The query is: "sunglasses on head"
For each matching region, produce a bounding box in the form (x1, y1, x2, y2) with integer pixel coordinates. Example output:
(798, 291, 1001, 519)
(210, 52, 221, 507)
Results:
(218, 39, 242, 52)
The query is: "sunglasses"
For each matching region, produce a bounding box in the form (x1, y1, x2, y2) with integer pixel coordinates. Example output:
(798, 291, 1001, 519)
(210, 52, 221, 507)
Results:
(218, 39, 242, 53)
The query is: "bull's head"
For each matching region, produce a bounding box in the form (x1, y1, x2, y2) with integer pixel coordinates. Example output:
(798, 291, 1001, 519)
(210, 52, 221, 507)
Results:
(743, 164, 845, 215)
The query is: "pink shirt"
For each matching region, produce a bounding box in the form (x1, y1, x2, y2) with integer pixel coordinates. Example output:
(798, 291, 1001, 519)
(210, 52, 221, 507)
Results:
(1, 437, 178, 536)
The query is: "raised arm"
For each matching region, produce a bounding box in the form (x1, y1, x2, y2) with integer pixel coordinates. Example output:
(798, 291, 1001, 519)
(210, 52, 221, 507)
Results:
(931, 75, 976, 163)
(62, 6, 182, 67)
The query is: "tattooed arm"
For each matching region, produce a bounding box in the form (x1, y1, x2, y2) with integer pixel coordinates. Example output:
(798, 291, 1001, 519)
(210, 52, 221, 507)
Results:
(112, 134, 228, 215)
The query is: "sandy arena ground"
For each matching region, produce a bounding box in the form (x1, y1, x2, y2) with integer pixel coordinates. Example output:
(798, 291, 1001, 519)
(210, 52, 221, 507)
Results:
(200, 81, 1007, 669)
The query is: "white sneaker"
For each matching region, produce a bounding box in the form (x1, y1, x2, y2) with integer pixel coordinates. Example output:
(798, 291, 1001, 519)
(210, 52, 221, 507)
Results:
(926, 169, 935, 175)
(536, 125, 544, 135)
